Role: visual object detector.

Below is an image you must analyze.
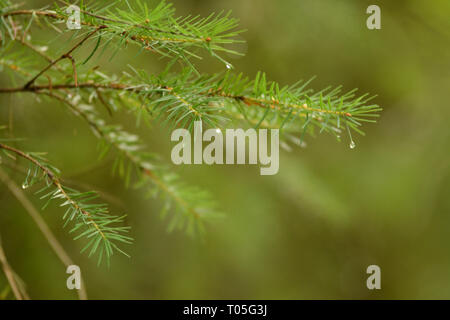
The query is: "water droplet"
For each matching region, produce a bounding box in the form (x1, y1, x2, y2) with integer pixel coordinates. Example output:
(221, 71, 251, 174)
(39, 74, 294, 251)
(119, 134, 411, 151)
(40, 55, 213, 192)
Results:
(349, 141, 356, 149)
(226, 63, 232, 70)
(22, 183, 29, 189)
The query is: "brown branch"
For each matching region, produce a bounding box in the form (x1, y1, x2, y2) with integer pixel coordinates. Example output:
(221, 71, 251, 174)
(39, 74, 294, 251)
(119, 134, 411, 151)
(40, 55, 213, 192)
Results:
(0, 81, 350, 117)
(95, 89, 113, 116)
(2, 10, 61, 19)
(0, 82, 127, 93)
(23, 26, 105, 89)
(65, 54, 77, 87)
(0, 142, 54, 179)
(0, 142, 107, 241)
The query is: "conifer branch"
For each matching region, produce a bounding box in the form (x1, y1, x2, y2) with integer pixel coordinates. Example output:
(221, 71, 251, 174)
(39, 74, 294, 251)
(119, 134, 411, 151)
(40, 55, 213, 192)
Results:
(0, 71, 381, 142)
(0, 0, 382, 269)
(0, 142, 132, 265)
(34, 90, 218, 234)
(23, 25, 105, 88)
(0, 60, 218, 233)
(2, 0, 243, 68)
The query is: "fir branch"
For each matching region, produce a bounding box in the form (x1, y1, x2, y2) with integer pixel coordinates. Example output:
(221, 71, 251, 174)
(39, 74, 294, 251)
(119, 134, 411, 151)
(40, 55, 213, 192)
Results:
(0, 0, 383, 270)
(23, 25, 106, 88)
(1, 0, 243, 68)
(34, 90, 219, 235)
(0, 0, 380, 144)
(0, 69, 381, 142)
(0, 143, 133, 265)
(2, 79, 213, 234)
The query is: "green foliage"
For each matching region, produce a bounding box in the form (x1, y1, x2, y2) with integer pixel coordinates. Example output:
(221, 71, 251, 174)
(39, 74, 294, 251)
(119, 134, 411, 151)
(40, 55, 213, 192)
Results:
(0, 143, 132, 265)
(0, 0, 381, 265)
(54, 0, 243, 70)
(72, 99, 220, 235)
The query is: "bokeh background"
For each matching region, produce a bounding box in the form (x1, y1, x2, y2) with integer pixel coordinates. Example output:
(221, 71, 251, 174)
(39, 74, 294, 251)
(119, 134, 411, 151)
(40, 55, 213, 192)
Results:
(0, 0, 449, 299)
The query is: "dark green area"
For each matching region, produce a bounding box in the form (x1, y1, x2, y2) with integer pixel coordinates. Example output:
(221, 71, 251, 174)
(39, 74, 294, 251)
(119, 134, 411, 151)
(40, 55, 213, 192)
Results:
(0, 0, 449, 299)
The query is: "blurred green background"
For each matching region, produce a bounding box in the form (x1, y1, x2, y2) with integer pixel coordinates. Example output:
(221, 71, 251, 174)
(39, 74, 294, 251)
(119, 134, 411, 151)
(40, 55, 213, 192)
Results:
(0, 0, 449, 299)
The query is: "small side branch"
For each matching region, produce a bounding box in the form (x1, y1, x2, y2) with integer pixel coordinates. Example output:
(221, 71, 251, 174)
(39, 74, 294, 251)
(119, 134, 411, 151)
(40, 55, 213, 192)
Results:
(0, 142, 104, 240)
(23, 26, 105, 89)
(37, 91, 203, 221)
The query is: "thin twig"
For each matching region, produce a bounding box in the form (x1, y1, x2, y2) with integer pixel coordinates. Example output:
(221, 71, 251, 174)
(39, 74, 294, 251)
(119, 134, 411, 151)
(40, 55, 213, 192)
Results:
(23, 26, 105, 89)
(35, 91, 202, 219)
(2, 10, 60, 19)
(0, 142, 107, 241)
(0, 234, 25, 300)
(95, 88, 113, 116)
(1, 160, 125, 210)
(65, 54, 77, 87)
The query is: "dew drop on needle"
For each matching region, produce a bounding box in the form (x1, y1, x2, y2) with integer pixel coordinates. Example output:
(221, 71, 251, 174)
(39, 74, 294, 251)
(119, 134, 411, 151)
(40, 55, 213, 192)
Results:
(349, 141, 356, 149)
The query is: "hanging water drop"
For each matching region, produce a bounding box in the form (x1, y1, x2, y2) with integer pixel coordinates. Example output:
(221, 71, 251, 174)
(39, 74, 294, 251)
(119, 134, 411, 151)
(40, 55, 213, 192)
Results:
(226, 63, 232, 70)
(22, 183, 29, 189)
(349, 140, 356, 149)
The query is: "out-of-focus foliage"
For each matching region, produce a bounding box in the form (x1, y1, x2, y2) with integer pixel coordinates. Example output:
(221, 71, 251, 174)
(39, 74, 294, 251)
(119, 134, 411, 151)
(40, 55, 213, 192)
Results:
(0, 0, 449, 299)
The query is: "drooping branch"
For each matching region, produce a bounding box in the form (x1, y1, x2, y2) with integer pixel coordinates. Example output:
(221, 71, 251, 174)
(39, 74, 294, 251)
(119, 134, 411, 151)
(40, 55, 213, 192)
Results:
(0, 142, 133, 264)
(33, 90, 210, 231)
